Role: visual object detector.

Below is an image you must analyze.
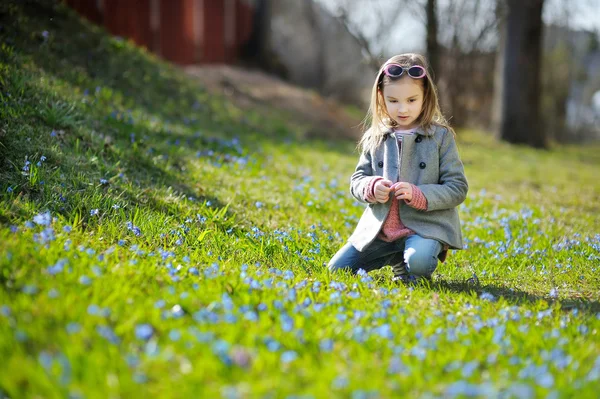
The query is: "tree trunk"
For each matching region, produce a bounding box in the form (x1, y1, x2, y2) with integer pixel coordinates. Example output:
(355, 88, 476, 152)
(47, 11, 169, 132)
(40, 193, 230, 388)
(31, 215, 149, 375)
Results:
(491, 0, 506, 137)
(500, 0, 546, 148)
(242, 0, 272, 66)
(426, 0, 440, 81)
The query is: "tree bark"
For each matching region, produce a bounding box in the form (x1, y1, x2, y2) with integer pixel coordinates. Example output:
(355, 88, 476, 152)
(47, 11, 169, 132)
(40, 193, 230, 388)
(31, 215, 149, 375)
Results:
(426, 0, 440, 81)
(500, 0, 546, 148)
(491, 0, 506, 137)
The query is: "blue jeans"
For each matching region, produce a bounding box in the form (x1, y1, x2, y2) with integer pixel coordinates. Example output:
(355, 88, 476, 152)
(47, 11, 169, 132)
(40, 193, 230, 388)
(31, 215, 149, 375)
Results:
(328, 235, 442, 278)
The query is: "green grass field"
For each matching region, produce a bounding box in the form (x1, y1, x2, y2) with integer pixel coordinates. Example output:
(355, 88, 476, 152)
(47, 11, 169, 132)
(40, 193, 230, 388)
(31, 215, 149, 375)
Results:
(1, 1, 600, 398)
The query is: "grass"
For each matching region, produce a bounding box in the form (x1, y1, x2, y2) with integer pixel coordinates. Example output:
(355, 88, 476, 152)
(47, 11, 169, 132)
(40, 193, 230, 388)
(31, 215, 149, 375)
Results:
(1, 0, 600, 398)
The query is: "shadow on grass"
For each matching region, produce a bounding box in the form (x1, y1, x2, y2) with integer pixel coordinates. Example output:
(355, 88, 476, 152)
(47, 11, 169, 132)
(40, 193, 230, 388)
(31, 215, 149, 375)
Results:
(432, 280, 600, 314)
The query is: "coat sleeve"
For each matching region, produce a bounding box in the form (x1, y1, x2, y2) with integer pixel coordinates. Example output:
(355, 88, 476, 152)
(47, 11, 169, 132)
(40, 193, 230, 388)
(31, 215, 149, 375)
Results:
(417, 129, 468, 211)
(349, 150, 376, 204)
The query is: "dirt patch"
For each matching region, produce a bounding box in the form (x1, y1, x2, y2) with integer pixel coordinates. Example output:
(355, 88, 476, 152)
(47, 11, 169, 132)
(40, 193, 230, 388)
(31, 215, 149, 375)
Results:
(185, 65, 364, 140)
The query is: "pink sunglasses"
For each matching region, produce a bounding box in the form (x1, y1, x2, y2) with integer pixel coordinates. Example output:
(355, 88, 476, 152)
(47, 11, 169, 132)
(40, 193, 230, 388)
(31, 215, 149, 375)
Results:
(383, 63, 427, 79)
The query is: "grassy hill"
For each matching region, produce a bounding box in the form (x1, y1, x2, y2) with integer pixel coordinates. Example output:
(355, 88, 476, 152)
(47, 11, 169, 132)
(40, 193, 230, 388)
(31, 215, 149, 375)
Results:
(1, 1, 600, 397)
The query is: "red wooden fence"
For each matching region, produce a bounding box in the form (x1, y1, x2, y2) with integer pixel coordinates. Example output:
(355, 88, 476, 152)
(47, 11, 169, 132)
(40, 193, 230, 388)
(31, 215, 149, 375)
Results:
(64, 0, 255, 65)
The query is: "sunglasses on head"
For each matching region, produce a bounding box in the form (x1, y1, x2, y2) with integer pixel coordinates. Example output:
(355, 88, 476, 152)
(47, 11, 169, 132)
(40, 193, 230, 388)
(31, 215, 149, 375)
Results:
(382, 63, 427, 79)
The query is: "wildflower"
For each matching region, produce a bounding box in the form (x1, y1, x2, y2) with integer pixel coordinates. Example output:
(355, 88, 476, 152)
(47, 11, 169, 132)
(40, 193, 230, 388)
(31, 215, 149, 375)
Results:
(171, 304, 184, 318)
(332, 376, 349, 389)
(135, 324, 154, 340)
(33, 211, 52, 226)
(22, 285, 38, 295)
(281, 314, 294, 332)
(230, 347, 252, 368)
(169, 329, 181, 341)
(38, 351, 53, 370)
(90, 209, 99, 216)
(79, 275, 92, 285)
(264, 338, 280, 352)
(6, 186, 13, 193)
(480, 291, 496, 301)
(280, 351, 297, 363)
(244, 311, 258, 322)
(0, 305, 11, 317)
(47, 258, 68, 275)
(66, 322, 81, 334)
(319, 339, 334, 352)
(100, 179, 108, 185)
(96, 325, 120, 344)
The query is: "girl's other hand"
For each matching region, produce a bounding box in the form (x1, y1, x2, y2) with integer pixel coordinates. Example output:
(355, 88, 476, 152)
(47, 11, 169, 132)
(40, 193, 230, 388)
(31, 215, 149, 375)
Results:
(374, 179, 393, 203)
(392, 182, 413, 201)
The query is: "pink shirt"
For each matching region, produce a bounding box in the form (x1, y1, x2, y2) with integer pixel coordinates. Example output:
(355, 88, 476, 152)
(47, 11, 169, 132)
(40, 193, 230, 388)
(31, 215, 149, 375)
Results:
(363, 129, 449, 261)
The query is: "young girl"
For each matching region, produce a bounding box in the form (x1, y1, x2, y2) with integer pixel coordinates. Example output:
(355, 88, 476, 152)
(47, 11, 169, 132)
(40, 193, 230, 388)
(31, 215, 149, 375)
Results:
(328, 53, 468, 283)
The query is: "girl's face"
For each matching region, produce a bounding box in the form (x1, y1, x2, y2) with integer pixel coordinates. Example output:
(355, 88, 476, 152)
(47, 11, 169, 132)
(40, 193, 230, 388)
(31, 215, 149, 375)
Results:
(382, 77, 424, 129)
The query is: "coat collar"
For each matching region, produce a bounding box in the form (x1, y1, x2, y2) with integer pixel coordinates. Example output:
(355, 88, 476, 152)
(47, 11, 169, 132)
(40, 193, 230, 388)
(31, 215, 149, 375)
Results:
(382, 124, 435, 139)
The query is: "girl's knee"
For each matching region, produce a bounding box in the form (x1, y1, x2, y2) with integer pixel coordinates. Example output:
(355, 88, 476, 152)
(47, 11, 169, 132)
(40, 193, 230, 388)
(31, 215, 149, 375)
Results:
(327, 260, 347, 273)
(406, 252, 438, 277)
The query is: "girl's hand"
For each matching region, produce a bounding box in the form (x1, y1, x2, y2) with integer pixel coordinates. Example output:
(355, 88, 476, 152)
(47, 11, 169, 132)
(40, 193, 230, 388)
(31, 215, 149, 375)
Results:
(374, 179, 393, 203)
(392, 182, 413, 201)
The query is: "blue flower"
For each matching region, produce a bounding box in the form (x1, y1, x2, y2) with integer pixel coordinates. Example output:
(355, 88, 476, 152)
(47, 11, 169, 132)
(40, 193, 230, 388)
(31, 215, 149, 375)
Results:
(169, 329, 181, 341)
(135, 324, 154, 340)
(281, 314, 294, 332)
(283, 270, 294, 280)
(461, 361, 479, 378)
(332, 376, 349, 389)
(0, 305, 11, 317)
(244, 311, 258, 322)
(6, 186, 13, 193)
(264, 337, 280, 352)
(66, 322, 81, 334)
(280, 351, 297, 363)
(79, 275, 92, 285)
(319, 339, 334, 352)
(38, 351, 53, 370)
(480, 291, 496, 301)
(96, 325, 120, 344)
(90, 209, 99, 216)
(22, 285, 38, 295)
(171, 304, 185, 318)
(33, 211, 52, 226)
(47, 258, 68, 275)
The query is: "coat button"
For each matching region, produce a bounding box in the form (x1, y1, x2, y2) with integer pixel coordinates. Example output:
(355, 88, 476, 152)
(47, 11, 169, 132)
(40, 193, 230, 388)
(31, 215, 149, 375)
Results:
(415, 136, 422, 143)
(419, 162, 426, 169)
(378, 161, 384, 168)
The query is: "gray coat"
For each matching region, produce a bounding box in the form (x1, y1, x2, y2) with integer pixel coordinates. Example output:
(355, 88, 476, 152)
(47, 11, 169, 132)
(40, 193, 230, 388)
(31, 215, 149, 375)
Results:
(348, 124, 468, 251)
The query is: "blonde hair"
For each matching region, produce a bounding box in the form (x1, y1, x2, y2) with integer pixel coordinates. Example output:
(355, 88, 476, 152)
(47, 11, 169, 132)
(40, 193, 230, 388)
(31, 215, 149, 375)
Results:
(358, 53, 453, 154)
